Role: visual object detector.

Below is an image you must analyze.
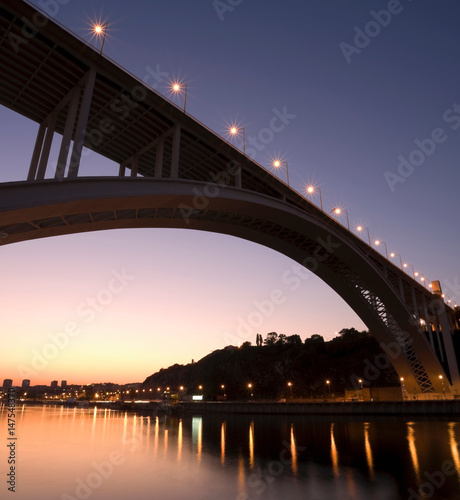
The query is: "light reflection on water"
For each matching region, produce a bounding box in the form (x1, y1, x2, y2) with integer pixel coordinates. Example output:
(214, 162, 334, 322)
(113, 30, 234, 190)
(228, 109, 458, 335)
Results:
(1, 405, 460, 499)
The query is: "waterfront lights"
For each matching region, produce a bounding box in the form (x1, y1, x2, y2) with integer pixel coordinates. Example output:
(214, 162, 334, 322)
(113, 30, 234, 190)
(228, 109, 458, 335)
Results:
(229, 125, 245, 155)
(171, 80, 188, 112)
(331, 207, 350, 230)
(390, 252, 403, 270)
(374, 239, 388, 259)
(273, 159, 289, 185)
(305, 185, 323, 210)
(357, 225, 371, 245)
(92, 21, 108, 54)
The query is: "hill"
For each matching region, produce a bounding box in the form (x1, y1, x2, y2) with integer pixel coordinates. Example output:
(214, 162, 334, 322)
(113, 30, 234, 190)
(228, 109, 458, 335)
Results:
(141, 329, 400, 400)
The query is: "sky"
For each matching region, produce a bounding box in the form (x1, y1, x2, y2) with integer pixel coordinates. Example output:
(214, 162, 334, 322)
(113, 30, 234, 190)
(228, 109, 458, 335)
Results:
(1, 0, 459, 386)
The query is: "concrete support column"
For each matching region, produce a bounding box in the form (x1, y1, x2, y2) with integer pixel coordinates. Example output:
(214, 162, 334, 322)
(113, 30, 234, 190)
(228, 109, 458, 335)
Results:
(131, 157, 138, 177)
(422, 294, 436, 353)
(411, 286, 421, 323)
(119, 164, 126, 177)
(170, 124, 180, 179)
(437, 303, 460, 390)
(27, 121, 47, 181)
(155, 136, 164, 178)
(432, 319, 445, 362)
(398, 277, 405, 301)
(235, 167, 242, 189)
(68, 68, 97, 179)
(55, 86, 81, 180)
(36, 113, 57, 180)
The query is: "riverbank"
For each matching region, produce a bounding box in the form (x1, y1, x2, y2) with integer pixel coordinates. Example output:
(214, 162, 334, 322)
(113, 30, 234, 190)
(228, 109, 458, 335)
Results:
(180, 400, 460, 416)
(6, 399, 460, 416)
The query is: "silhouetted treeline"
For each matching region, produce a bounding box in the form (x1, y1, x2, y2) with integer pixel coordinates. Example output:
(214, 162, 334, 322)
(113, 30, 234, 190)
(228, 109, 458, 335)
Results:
(142, 328, 400, 400)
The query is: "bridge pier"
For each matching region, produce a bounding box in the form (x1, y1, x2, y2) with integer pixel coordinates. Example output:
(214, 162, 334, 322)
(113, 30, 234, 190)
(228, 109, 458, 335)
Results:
(68, 68, 97, 179)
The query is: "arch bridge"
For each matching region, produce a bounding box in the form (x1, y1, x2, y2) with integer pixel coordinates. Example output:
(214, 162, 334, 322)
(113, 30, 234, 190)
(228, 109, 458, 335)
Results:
(0, 0, 458, 396)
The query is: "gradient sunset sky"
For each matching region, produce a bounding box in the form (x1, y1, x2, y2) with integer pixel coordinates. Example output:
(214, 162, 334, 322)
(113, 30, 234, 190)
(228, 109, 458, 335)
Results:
(1, 0, 459, 386)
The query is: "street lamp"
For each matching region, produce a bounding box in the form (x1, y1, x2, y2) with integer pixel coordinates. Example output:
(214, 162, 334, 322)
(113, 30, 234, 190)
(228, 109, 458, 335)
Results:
(93, 22, 108, 55)
(356, 226, 371, 245)
(374, 240, 388, 259)
(273, 160, 289, 185)
(390, 252, 403, 270)
(229, 126, 245, 155)
(171, 81, 188, 112)
(400, 377, 406, 400)
(331, 207, 350, 230)
(403, 263, 418, 279)
(326, 380, 331, 396)
(439, 375, 445, 399)
(287, 381, 293, 399)
(305, 185, 323, 210)
(248, 383, 253, 399)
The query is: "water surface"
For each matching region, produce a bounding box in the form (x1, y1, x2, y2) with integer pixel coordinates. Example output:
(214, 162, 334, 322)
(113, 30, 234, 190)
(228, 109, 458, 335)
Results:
(1, 405, 460, 499)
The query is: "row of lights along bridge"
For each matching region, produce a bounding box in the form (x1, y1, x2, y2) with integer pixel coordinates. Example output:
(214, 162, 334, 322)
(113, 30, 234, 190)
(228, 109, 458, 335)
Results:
(90, 23, 455, 307)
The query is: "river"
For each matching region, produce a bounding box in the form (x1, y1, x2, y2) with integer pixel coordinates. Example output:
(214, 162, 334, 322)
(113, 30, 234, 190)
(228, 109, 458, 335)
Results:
(1, 405, 460, 499)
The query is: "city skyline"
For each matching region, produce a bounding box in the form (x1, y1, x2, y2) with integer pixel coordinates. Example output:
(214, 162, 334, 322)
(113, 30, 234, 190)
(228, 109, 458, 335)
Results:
(1, 1, 459, 385)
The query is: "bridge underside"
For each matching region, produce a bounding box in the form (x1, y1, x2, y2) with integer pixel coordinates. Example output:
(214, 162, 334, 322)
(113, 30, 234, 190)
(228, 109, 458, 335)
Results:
(0, 177, 457, 396)
(0, 0, 458, 397)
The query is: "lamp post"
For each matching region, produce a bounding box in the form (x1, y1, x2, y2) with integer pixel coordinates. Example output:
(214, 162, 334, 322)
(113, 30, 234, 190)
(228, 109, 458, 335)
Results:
(331, 207, 350, 230)
(273, 160, 289, 185)
(94, 22, 108, 55)
(390, 252, 403, 270)
(230, 126, 245, 155)
(305, 185, 323, 210)
(172, 81, 188, 112)
(403, 263, 418, 279)
(400, 377, 406, 400)
(356, 226, 371, 245)
(374, 240, 388, 259)
(248, 383, 253, 400)
(439, 375, 445, 399)
(326, 380, 331, 397)
(287, 382, 293, 399)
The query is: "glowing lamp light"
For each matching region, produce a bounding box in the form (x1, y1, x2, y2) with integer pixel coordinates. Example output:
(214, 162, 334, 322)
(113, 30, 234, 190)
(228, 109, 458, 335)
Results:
(171, 81, 188, 111)
(305, 185, 323, 210)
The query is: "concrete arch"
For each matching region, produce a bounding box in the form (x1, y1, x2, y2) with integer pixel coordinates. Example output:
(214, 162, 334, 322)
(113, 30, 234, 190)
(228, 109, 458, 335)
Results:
(0, 177, 453, 395)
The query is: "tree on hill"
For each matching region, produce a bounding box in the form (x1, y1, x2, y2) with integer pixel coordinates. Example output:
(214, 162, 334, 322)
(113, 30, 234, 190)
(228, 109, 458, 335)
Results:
(264, 332, 278, 346)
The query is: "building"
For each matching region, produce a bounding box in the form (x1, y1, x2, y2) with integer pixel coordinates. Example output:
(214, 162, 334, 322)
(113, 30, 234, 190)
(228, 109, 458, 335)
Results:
(61, 380, 67, 389)
(50, 380, 58, 388)
(2, 379, 13, 390)
(22, 379, 30, 389)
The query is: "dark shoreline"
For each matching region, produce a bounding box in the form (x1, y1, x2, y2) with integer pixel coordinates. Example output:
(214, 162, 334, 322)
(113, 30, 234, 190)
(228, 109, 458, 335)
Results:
(180, 400, 460, 416)
(5, 399, 460, 416)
